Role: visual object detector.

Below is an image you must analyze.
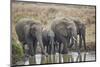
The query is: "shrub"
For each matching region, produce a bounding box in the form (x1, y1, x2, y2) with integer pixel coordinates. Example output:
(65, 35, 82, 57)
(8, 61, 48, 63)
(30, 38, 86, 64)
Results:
(12, 38, 24, 64)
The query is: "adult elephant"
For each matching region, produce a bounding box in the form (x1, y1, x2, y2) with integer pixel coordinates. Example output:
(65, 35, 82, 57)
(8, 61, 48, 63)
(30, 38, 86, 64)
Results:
(15, 18, 46, 62)
(69, 18, 86, 50)
(51, 17, 78, 54)
(42, 26, 55, 55)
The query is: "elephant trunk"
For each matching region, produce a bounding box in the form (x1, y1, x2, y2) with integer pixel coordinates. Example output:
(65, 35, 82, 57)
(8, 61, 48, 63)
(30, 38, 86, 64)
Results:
(49, 30, 55, 54)
(73, 36, 77, 41)
(36, 33, 46, 55)
(50, 37, 54, 54)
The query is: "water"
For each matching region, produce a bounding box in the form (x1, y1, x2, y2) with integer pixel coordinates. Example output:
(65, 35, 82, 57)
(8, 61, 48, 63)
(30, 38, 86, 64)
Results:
(67, 51, 95, 62)
(16, 51, 96, 65)
(35, 54, 42, 64)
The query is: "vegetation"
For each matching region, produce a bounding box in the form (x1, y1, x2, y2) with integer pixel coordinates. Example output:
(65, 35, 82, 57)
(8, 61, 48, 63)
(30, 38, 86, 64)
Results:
(12, 38, 24, 64)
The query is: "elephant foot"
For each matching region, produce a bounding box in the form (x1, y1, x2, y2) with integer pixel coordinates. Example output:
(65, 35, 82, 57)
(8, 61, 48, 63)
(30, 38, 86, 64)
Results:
(79, 44, 82, 49)
(28, 53, 34, 56)
(84, 47, 87, 51)
(61, 50, 68, 54)
(42, 51, 48, 57)
(28, 49, 35, 56)
(69, 43, 74, 48)
(23, 54, 30, 65)
(84, 45, 87, 50)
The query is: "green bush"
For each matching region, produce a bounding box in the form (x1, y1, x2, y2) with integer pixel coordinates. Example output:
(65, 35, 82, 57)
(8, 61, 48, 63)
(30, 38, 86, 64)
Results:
(12, 38, 24, 64)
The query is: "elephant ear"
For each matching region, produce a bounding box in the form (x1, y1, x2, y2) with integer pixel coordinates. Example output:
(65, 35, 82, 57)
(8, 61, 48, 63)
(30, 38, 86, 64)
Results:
(24, 24, 31, 35)
(30, 24, 37, 35)
(23, 23, 36, 38)
(24, 24, 33, 41)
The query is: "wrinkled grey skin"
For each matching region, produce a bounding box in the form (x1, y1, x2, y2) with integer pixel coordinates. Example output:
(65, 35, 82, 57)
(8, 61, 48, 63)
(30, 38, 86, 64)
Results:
(51, 18, 78, 54)
(42, 28, 55, 55)
(69, 18, 86, 50)
(15, 18, 46, 58)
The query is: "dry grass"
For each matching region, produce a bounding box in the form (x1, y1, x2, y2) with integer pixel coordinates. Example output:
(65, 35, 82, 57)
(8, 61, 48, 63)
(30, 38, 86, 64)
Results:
(11, 2, 96, 49)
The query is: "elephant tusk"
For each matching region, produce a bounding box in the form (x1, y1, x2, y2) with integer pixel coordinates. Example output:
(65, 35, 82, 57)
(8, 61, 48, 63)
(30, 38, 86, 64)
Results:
(73, 37, 77, 41)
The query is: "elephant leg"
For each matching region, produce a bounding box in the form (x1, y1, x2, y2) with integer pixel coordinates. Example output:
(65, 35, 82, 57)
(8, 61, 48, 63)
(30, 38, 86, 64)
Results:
(74, 36, 79, 52)
(28, 42, 34, 56)
(25, 35, 34, 56)
(67, 36, 71, 48)
(43, 43, 47, 54)
(54, 43, 56, 54)
(62, 44, 68, 54)
(23, 44, 29, 62)
(69, 37, 74, 48)
(22, 44, 25, 61)
(51, 45, 54, 54)
(49, 44, 52, 54)
(82, 33, 86, 50)
(51, 41, 54, 54)
(22, 42, 26, 54)
(57, 43, 60, 52)
(79, 34, 82, 49)
(54, 42, 59, 53)
(44, 45, 47, 54)
(57, 43, 59, 53)
(40, 43, 47, 56)
(73, 36, 81, 56)
(61, 37, 68, 54)
(22, 44, 25, 54)
(24, 44, 29, 56)
(23, 43, 34, 64)
(47, 44, 50, 54)
(54, 42, 58, 53)
(33, 42, 37, 55)
(58, 39, 63, 54)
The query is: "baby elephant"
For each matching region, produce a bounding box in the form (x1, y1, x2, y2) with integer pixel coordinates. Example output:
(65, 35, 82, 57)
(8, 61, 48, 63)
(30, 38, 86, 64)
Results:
(42, 26, 55, 55)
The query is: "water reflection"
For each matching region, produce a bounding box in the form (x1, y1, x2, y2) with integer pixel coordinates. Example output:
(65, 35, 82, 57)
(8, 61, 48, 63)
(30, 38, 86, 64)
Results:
(35, 54, 42, 64)
(16, 51, 96, 65)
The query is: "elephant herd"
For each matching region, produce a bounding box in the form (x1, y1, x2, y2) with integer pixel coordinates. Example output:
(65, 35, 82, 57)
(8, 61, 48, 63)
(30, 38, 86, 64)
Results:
(15, 17, 86, 62)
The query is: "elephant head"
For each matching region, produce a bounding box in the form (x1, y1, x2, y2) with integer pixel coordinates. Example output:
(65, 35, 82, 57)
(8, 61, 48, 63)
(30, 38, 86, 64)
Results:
(29, 22, 46, 55)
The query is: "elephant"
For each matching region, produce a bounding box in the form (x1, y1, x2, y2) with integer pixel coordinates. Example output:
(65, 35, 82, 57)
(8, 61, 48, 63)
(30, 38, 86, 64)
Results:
(42, 26, 55, 55)
(15, 18, 46, 61)
(69, 18, 86, 50)
(51, 17, 78, 54)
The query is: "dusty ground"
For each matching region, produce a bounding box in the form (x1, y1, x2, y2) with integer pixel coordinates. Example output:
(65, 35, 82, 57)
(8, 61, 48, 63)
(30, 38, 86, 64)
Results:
(11, 1, 96, 50)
